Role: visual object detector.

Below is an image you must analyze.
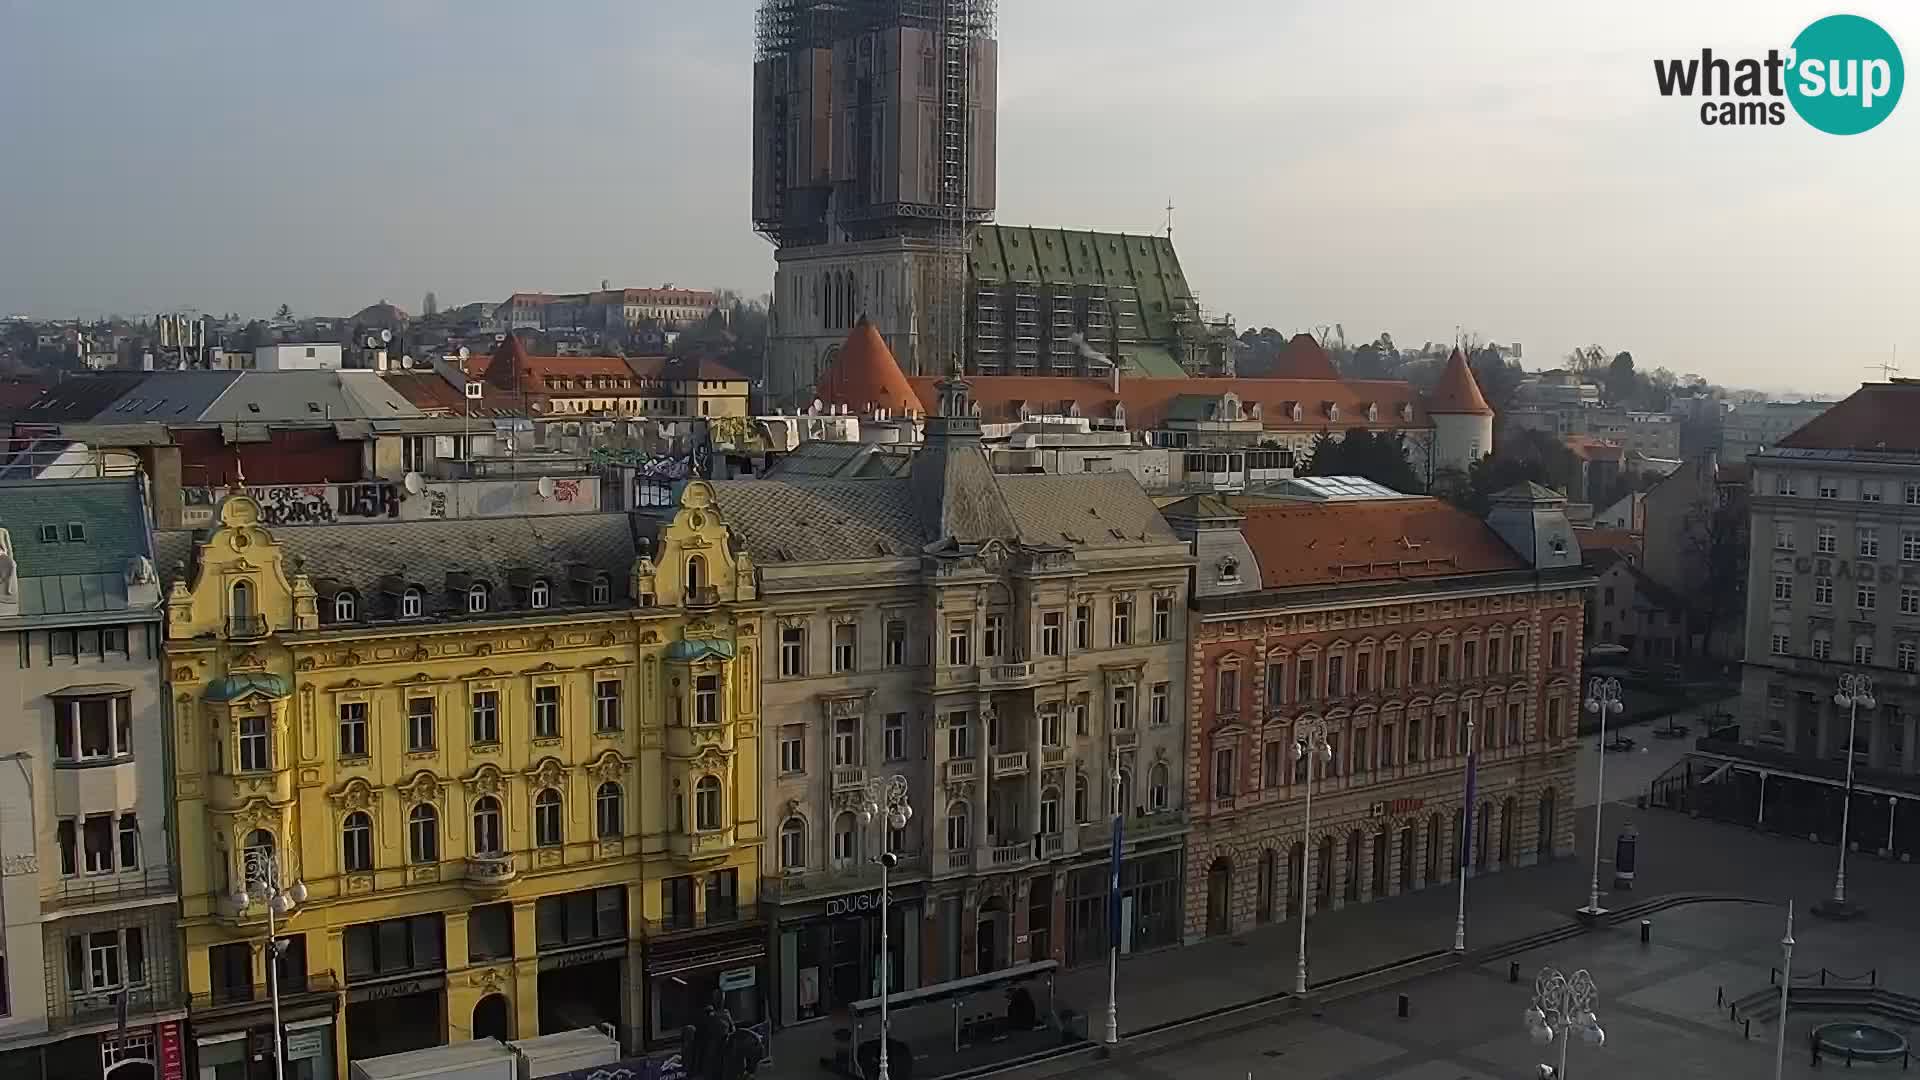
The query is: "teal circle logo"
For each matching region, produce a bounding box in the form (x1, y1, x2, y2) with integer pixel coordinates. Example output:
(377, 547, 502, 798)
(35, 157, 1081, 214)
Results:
(1787, 14, 1903, 135)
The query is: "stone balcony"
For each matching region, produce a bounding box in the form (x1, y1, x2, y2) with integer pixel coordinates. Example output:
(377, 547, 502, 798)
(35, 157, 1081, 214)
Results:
(464, 855, 517, 896)
(832, 766, 866, 793)
(980, 661, 1037, 688)
(1111, 728, 1139, 751)
(669, 826, 737, 863)
(666, 721, 732, 761)
(991, 751, 1029, 777)
(944, 759, 978, 783)
(988, 842, 1031, 868)
(937, 849, 974, 874)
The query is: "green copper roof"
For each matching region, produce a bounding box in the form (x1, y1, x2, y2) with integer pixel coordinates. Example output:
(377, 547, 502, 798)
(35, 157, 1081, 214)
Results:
(664, 638, 736, 662)
(204, 672, 290, 702)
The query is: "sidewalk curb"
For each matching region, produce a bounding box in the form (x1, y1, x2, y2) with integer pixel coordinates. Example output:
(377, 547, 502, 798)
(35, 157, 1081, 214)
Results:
(926, 891, 1764, 1080)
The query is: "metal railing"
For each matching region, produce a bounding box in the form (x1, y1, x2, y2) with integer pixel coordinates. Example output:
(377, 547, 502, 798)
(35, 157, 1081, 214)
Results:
(685, 586, 721, 608)
(643, 906, 746, 935)
(51, 981, 185, 1027)
(465, 855, 516, 884)
(225, 614, 269, 638)
(190, 971, 340, 1011)
(46, 866, 175, 908)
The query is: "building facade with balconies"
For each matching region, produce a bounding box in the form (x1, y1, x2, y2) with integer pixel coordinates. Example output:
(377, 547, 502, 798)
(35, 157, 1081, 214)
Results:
(1178, 483, 1589, 941)
(707, 371, 1191, 1031)
(0, 478, 184, 1080)
(157, 484, 764, 1077)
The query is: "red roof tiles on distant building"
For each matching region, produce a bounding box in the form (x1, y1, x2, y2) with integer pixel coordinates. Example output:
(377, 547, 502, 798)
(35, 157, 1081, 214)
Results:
(1238, 497, 1526, 587)
(1426, 348, 1494, 416)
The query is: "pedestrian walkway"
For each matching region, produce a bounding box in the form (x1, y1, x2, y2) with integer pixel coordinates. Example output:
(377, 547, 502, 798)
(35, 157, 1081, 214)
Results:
(759, 792, 1920, 1080)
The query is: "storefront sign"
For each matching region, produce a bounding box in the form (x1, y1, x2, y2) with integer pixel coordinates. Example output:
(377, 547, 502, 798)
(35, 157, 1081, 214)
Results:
(823, 891, 883, 917)
(158, 1021, 185, 1080)
(1370, 797, 1426, 817)
(539, 944, 626, 971)
(284, 1030, 325, 1061)
(345, 975, 444, 1003)
(717, 966, 757, 992)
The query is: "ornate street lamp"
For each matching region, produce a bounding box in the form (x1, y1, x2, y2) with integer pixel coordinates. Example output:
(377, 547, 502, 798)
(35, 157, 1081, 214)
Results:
(231, 848, 307, 1080)
(1580, 678, 1624, 915)
(1525, 966, 1605, 1078)
(1291, 718, 1333, 995)
(1822, 673, 1875, 916)
(858, 775, 913, 1080)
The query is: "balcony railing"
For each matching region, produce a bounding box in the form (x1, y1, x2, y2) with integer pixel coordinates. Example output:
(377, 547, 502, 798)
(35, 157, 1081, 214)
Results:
(51, 980, 186, 1028)
(832, 766, 867, 793)
(765, 853, 926, 901)
(643, 905, 746, 935)
(938, 849, 974, 873)
(1041, 833, 1065, 858)
(982, 661, 1035, 685)
(1111, 728, 1139, 751)
(1041, 746, 1067, 766)
(989, 842, 1031, 868)
(991, 751, 1029, 777)
(944, 759, 977, 783)
(465, 855, 517, 890)
(191, 971, 340, 1012)
(225, 614, 269, 639)
(685, 585, 721, 609)
(46, 866, 175, 908)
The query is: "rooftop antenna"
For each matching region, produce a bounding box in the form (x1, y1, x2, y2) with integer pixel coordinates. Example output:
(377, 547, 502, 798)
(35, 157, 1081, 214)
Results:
(1868, 346, 1900, 382)
(1163, 198, 1175, 241)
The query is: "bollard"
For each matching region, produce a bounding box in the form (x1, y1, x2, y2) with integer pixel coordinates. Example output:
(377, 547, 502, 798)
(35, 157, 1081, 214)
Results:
(1641, 919, 1651, 944)
(1717, 986, 1725, 1006)
(1397, 994, 1409, 1019)
(1744, 1019, 1751, 1040)
(1510, 961, 1520, 983)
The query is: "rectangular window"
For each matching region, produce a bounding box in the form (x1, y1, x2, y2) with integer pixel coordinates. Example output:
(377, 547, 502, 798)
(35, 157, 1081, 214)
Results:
(1820, 480, 1840, 499)
(1437, 643, 1453, 681)
(1815, 577, 1834, 605)
(1818, 525, 1837, 554)
(832, 623, 857, 673)
(118, 814, 139, 869)
(1039, 704, 1062, 748)
(1506, 704, 1522, 744)
(1903, 587, 1920, 616)
(885, 619, 907, 666)
(1110, 599, 1132, 646)
(1771, 632, 1791, 655)
(1464, 641, 1480, 678)
(468, 904, 514, 963)
(1859, 584, 1878, 612)
(532, 685, 560, 737)
(1263, 740, 1283, 789)
(60, 696, 129, 762)
(407, 697, 435, 752)
(946, 621, 971, 666)
(1548, 698, 1564, 738)
(1354, 726, 1371, 773)
(778, 724, 805, 774)
(83, 814, 113, 873)
(1486, 640, 1501, 674)
(1074, 604, 1092, 651)
(1151, 682, 1169, 727)
(1908, 482, 1920, 505)
(1265, 661, 1285, 706)
(694, 675, 720, 725)
(779, 626, 806, 677)
(1216, 666, 1239, 714)
(1152, 594, 1172, 642)
(946, 710, 972, 758)
(1901, 642, 1918, 674)
(1855, 640, 1875, 665)
(833, 716, 860, 767)
(1355, 653, 1373, 693)
(471, 691, 499, 744)
(1040, 612, 1063, 657)
(1813, 634, 1832, 660)
(1775, 523, 1796, 550)
(338, 701, 368, 757)
(1297, 658, 1316, 702)
(1383, 649, 1400, 690)
(1550, 629, 1567, 668)
(1510, 635, 1525, 671)
(884, 712, 907, 761)
(238, 714, 270, 772)
(1905, 532, 1920, 563)
(58, 819, 76, 876)
(1072, 695, 1089, 736)
(982, 614, 1004, 659)
(1111, 685, 1135, 730)
(1863, 483, 1883, 503)
(594, 680, 622, 732)
(1861, 528, 1881, 559)
(1410, 646, 1426, 684)
(1212, 747, 1236, 799)
(1326, 654, 1345, 698)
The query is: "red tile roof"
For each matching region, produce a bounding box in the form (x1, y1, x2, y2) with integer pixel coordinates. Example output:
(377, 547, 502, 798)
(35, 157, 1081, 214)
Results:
(1776, 381, 1920, 452)
(1426, 348, 1494, 416)
(1564, 436, 1624, 462)
(1261, 333, 1343, 380)
(1238, 498, 1525, 587)
(1573, 527, 1641, 557)
(902, 375, 1425, 431)
(817, 319, 921, 414)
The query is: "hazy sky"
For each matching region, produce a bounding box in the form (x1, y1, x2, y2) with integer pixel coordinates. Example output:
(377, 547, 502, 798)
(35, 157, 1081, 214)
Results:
(3, 0, 1915, 395)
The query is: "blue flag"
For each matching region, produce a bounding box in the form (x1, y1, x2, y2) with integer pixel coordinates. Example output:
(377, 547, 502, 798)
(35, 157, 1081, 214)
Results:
(1108, 813, 1124, 948)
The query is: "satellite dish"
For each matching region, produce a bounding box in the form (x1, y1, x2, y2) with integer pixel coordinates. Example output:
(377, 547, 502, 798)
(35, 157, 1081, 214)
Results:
(810, 398, 824, 415)
(380, 329, 393, 343)
(399, 355, 415, 369)
(403, 471, 425, 495)
(537, 476, 557, 499)
(365, 334, 380, 349)
(457, 346, 470, 360)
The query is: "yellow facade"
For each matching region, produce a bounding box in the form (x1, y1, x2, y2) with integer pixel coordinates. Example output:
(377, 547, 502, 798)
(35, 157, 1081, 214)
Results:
(164, 483, 761, 1075)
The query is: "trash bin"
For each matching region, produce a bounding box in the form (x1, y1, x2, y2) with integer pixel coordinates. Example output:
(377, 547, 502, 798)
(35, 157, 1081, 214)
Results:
(1612, 823, 1638, 891)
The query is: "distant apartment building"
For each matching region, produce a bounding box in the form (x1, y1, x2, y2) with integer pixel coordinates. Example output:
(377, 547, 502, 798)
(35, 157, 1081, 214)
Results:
(253, 343, 344, 371)
(1719, 400, 1835, 462)
(473, 335, 749, 419)
(497, 290, 722, 334)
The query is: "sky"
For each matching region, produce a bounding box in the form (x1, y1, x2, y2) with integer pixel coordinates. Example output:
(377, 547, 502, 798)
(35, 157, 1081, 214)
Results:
(2, 0, 1915, 396)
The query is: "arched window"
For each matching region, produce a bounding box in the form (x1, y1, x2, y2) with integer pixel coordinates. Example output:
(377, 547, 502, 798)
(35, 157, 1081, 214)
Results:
(779, 816, 806, 870)
(231, 579, 253, 618)
(467, 583, 490, 613)
(1149, 762, 1170, 811)
(1039, 787, 1061, 834)
(1116, 768, 1134, 817)
(945, 802, 970, 850)
(1073, 773, 1090, 823)
(591, 577, 611, 604)
(529, 581, 550, 610)
(472, 796, 503, 856)
(686, 555, 706, 592)
(241, 828, 274, 887)
(534, 789, 563, 847)
(595, 782, 623, 839)
(832, 811, 858, 867)
(342, 811, 372, 872)
(408, 804, 438, 864)
(694, 775, 722, 831)
(334, 591, 356, 622)
(401, 587, 423, 618)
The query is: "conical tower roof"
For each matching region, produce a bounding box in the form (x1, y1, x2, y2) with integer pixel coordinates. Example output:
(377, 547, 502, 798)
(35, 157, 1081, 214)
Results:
(484, 332, 532, 391)
(1428, 347, 1494, 415)
(817, 318, 921, 414)
(1266, 333, 1343, 380)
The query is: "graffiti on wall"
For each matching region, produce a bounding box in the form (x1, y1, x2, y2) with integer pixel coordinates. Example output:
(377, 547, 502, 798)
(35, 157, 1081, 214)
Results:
(184, 482, 401, 525)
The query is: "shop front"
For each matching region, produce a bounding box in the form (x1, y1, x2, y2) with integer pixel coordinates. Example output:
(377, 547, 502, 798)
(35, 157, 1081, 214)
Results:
(643, 920, 768, 1049)
(533, 886, 630, 1043)
(1063, 845, 1183, 968)
(341, 913, 447, 1063)
(190, 970, 339, 1080)
(773, 882, 925, 1029)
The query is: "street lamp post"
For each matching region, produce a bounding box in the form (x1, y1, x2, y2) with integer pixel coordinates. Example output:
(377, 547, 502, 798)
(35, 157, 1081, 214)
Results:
(1825, 673, 1875, 915)
(1103, 733, 1123, 1048)
(1525, 966, 1605, 1079)
(1580, 677, 1624, 916)
(1452, 714, 1476, 953)
(231, 849, 307, 1080)
(858, 775, 913, 1080)
(1291, 718, 1332, 995)
(1774, 902, 1794, 1080)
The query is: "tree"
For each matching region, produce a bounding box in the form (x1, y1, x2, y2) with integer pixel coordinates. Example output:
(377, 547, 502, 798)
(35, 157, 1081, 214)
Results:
(1605, 351, 1637, 403)
(239, 320, 272, 350)
(1442, 427, 1577, 516)
(1566, 344, 1609, 373)
(274, 304, 292, 321)
(422, 291, 439, 317)
(1468, 347, 1526, 417)
(1680, 483, 1748, 661)
(1302, 428, 1424, 493)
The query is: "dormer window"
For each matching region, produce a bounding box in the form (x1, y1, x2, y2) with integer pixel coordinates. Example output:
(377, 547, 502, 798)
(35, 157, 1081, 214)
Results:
(401, 587, 423, 618)
(1217, 557, 1242, 585)
(66, 522, 86, 542)
(529, 581, 550, 610)
(591, 578, 611, 604)
(467, 583, 490, 613)
(334, 591, 357, 622)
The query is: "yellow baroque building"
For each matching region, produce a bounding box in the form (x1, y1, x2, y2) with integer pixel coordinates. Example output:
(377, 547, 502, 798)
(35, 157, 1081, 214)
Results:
(157, 483, 763, 1079)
